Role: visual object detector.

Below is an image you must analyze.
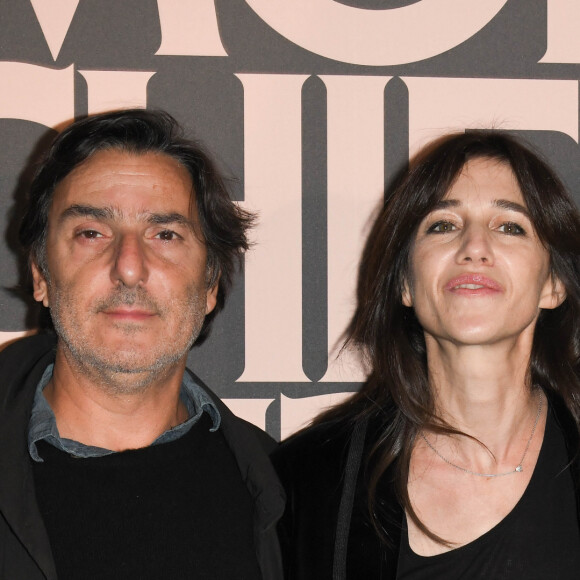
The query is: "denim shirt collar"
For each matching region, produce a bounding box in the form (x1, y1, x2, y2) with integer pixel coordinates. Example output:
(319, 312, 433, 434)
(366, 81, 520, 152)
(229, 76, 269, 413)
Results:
(28, 364, 221, 462)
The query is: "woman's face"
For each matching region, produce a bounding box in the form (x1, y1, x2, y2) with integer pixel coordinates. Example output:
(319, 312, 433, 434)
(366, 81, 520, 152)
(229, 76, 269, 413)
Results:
(402, 157, 564, 348)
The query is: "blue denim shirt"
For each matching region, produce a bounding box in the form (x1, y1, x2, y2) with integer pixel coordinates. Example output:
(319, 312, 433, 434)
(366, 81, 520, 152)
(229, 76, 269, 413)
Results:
(28, 364, 221, 462)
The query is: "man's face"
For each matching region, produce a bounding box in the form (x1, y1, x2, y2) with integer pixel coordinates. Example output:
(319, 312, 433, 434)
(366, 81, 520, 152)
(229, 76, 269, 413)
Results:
(31, 149, 217, 391)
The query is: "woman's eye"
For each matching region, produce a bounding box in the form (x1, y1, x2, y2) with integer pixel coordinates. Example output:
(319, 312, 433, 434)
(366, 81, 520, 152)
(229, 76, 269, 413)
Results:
(427, 221, 456, 234)
(498, 222, 525, 235)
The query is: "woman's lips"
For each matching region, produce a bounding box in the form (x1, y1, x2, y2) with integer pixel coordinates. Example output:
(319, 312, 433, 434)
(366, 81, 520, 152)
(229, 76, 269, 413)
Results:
(445, 274, 503, 295)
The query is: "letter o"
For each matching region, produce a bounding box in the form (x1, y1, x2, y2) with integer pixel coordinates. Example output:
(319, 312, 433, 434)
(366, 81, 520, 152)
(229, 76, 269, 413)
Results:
(245, 0, 509, 66)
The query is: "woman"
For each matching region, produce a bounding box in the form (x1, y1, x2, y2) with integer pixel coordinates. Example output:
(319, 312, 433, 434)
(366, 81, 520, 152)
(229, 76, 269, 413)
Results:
(273, 131, 580, 579)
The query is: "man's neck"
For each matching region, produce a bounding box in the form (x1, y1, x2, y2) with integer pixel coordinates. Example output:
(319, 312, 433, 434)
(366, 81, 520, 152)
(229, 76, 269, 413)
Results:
(44, 346, 189, 451)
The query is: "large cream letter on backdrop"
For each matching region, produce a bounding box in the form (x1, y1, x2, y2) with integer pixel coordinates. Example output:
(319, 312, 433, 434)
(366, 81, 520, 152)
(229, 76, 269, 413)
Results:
(403, 77, 579, 154)
(244, 0, 508, 66)
(0, 63, 74, 127)
(79, 70, 156, 114)
(32, 0, 229, 60)
(280, 393, 350, 439)
(30, 0, 80, 61)
(222, 398, 274, 431)
(237, 74, 309, 382)
(321, 75, 391, 382)
(0, 62, 75, 348)
(156, 0, 227, 56)
(540, 0, 580, 64)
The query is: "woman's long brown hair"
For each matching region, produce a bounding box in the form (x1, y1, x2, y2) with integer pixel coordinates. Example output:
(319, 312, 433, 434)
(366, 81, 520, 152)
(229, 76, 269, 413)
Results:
(314, 131, 580, 545)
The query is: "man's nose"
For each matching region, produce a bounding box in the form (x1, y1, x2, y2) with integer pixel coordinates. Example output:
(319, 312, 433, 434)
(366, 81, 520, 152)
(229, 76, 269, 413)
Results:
(110, 234, 149, 288)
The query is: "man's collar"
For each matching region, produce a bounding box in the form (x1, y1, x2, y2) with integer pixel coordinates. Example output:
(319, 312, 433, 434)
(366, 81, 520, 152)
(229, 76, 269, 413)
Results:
(28, 363, 221, 462)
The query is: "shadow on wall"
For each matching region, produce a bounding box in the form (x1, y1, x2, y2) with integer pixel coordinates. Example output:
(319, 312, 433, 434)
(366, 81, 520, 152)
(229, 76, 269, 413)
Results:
(2, 120, 63, 332)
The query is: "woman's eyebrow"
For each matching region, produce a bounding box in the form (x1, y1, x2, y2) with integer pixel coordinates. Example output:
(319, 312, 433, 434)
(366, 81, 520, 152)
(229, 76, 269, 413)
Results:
(430, 199, 460, 211)
(493, 199, 530, 216)
(429, 199, 529, 216)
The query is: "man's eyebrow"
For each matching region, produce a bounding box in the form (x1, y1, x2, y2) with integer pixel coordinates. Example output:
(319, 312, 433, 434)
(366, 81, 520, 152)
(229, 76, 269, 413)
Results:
(58, 204, 115, 223)
(58, 205, 195, 231)
(147, 212, 196, 231)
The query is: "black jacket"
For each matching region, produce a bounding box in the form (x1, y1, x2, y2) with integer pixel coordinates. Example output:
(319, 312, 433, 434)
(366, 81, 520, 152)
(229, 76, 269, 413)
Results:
(273, 392, 580, 579)
(0, 334, 285, 580)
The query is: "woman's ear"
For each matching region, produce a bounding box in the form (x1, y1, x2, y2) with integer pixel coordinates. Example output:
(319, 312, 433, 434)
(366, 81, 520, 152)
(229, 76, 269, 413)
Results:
(31, 262, 50, 308)
(402, 279, 413, 307)
(539, 274, 566, 310)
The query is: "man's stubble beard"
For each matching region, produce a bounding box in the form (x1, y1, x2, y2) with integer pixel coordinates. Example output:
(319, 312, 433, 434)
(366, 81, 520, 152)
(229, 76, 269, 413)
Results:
(48, 282, 207, 395)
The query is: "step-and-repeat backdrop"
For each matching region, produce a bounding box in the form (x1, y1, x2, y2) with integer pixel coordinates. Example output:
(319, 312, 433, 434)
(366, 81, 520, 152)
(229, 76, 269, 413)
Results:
(1, 0, 579, 439)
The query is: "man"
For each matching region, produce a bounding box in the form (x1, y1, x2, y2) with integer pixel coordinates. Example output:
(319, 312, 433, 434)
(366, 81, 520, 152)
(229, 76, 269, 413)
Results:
(0, 109, 284, 579)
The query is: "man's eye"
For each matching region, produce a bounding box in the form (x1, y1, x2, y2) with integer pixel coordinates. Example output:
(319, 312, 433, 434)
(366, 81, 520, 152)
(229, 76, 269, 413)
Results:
(498, 222, 525, 236)
(78, 230, 102, 239)
(156, 230, 180, 241)
(427, 221, 456, 234)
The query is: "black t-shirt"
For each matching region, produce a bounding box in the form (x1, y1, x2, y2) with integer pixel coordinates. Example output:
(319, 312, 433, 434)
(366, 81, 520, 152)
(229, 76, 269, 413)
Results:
(397, 406, 580, 579)
(33, 413, 262, 580)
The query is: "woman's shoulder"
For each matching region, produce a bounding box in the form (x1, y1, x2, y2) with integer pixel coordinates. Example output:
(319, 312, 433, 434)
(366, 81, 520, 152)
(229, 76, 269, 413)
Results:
(271, 408, 402, 579)
(273, 400, 397, 471)
(273, 418, 359, 476)
(271, 418, 367, 578)
(271, 410, 386, 504)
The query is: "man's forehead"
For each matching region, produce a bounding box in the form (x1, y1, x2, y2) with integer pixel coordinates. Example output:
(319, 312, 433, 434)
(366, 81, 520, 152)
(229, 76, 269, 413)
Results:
(59, 148, 192, 187)
(50, 149, 197, 221)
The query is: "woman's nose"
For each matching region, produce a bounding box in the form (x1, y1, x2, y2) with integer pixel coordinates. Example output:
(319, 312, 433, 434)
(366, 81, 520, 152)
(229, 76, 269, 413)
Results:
(455, 224, 494, 265)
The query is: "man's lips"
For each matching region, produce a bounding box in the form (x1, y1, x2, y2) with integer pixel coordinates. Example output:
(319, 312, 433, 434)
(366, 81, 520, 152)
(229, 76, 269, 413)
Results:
(101, 308, 157, 320)
(445, 274, 503, 294)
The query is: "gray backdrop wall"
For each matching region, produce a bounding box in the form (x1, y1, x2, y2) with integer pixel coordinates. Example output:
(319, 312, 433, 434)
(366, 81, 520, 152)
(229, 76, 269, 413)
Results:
(1, 0, 579, 439)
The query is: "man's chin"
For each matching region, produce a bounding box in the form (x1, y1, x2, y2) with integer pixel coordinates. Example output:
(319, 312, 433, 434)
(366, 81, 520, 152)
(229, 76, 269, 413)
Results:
(61, 341, 179, 377)
(55, 328, 195, 388)
(85, 351, 177, 375)
(77, 354, 184, 394)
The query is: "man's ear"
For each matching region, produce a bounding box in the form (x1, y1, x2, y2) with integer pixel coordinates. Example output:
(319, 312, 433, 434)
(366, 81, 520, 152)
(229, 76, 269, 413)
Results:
(402, 278, 413, 307)
(539, 274, 566, 310)
(31, 262, 50, 308)
(205, 279, 219, 315)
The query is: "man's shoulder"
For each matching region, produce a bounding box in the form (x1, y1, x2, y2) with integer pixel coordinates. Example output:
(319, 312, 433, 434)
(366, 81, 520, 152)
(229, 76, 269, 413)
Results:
(239, 419, 278, 454)
(0, 333, 55, 360)
(184, 368, 277, 454)
(0, 333, 56, 386)
(184, 369, 286, 547)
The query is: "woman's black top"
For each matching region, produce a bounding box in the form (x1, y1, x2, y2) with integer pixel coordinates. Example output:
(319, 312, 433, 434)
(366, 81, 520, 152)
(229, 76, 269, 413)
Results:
(397, 405, 580, 579)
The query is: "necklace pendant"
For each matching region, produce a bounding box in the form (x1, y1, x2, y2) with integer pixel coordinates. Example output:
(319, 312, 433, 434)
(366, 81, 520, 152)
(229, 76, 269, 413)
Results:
(515, 465, 523, 472)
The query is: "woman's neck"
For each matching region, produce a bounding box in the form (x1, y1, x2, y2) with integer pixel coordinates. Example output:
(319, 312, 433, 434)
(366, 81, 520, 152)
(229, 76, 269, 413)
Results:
(424, 334, 539, 459)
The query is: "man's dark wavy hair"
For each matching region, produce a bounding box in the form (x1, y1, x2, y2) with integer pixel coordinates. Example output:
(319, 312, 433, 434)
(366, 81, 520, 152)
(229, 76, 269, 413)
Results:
(19, 108, 254, 343)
